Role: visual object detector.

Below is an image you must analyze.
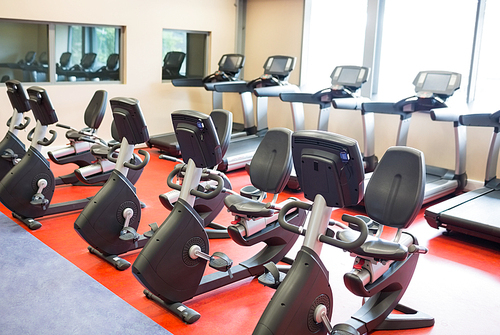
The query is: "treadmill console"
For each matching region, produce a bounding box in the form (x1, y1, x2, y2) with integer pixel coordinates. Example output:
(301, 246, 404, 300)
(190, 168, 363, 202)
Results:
(218, 54, 245, 75)
(413, 71, 461, 97)
(330, 65, 370, 91)
(263, 55, 296, 80)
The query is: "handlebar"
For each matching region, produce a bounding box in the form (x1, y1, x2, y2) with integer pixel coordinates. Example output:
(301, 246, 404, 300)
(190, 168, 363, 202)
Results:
(124, 149, 149, 170)
(166, 165, 224, 199)
(319, 214, 368, 250)
(278, 202, 368, 252)
(107, 143, 121, 163)
(278, 200, 312, 236)
(38, 129, 57, 146)
(7, 116, 31, 130)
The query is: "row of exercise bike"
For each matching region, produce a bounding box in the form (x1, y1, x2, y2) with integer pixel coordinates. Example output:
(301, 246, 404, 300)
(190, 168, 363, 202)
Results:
(0, 80, 433, 335)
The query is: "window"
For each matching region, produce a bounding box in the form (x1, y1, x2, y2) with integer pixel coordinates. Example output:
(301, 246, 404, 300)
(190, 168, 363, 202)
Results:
(301, 0, 367, 92)
(55, 24, 121, 82)
(0, 20, 49, 83)
(472, 0, 500, 105)
(376, 0, 477, 102)
(162, 29, 208, 80)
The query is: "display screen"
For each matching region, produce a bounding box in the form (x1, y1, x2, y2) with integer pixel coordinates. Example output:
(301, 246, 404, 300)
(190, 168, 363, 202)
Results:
(269, 58, 288, 73)
(337, 68, 360, 85)
(221, 56, 241, 71)
(421, 73, 451, 92)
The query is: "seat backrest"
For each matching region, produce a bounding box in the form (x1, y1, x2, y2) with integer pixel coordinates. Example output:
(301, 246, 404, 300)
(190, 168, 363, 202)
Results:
(364, 146, 425, 229)
(249, 128, 293, 194)
(84, 90, 108, 129)
(81, 53, 97, 70)
(24, 51, 36, 65)
(209, 109, 232, 158)
(106, 54, 119, 70)
(59, 52, 72, 68)
(163, 51, 186, 70)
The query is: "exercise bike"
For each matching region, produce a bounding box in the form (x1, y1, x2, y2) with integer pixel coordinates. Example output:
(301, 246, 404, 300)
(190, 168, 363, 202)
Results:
(74, 97, 150, 270)
(0, 80, 32, 180)
(157, 109, 234, 239)
(47, 90, 145, 187)
(253, 130, 434, 335)
(132, 110, 307, 324)
(75, 108, 231, 271)
(0, 86, 130, 230)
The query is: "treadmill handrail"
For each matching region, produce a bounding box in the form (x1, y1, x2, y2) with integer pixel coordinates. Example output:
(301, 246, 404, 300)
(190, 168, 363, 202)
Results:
(171, 78, 204, 87)
(430, 109, 461, 123)
(459, 112, 500, 129)
(254, 84, 300, 97)
(212, 81, 250, 93)
(361, 101, 411, 120)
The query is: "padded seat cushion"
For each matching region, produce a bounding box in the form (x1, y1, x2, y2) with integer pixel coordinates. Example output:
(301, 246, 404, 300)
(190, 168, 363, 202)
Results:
(65, 130, 81, 141)
(337, 229, 408, 261)
(90, 144, 111, 158)
(224, 194, 274, 218)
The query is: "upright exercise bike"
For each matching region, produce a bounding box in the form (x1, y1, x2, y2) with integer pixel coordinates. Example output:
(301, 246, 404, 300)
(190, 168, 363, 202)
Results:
(0, 86, 96, 229)
(253, 130, 433, 335)
(74, 97, 150, 270)
(0, 80, 31, 180)
(132, 110, 307, 324)
(157, 109, 234, 239)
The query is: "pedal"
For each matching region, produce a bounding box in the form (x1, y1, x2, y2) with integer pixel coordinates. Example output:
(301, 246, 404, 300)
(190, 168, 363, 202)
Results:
(209, 252, 233, 277)
(30, 193, 49, 209)
(119, 226, 140, 241)
(143, 222, 159, 238)
(1, 149, 17, 161)
(258, 262, 286, 289)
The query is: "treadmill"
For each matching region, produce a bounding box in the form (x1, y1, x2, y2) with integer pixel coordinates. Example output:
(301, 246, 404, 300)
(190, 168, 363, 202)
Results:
(147, 54, 246, 156)
(425, 110, 500, 243)
(279, 65, 374, 190)
(362, 70, 466, 205)
(213, 55, 299, 172)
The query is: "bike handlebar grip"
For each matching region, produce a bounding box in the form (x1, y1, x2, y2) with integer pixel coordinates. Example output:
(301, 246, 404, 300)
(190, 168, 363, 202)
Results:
(190, 173, 224, 199)
(159, 154, 178, 162)
(56, 123, 71, 129)
(107, 143, 121, 163)
(27, 127, 35, 141)
(278, 200, 312, 235)
(124, 149, 150, 170)
(11, 116, 31, 130)
(319, 214, 368, 250)
(38, 129, 57, 146)
(166, 165, 184, 191)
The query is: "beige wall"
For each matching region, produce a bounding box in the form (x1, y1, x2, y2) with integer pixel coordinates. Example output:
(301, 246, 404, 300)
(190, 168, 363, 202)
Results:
(0, 0, 494, 183)
(0, 0, 238, 146)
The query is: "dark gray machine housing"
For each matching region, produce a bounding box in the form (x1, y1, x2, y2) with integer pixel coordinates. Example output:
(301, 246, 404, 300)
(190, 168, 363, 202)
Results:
(171, 110, 223, 168)
(292, 130, 365, 208)
(6, 80, 31, 113)
(27, 86, 58, 126)
(110, 97, 149, 145)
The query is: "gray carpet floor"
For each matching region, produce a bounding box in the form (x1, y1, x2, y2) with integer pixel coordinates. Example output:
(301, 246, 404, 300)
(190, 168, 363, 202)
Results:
(0, 212, 172, 335)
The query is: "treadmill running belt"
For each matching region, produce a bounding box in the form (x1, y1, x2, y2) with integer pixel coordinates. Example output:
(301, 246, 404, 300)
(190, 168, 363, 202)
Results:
(439, 189, 500, 236)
